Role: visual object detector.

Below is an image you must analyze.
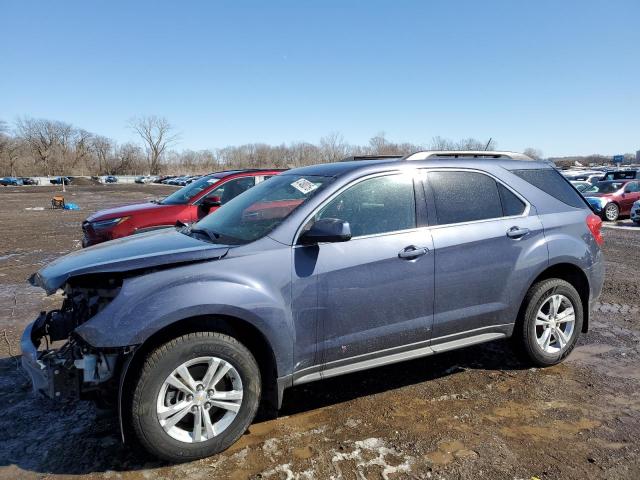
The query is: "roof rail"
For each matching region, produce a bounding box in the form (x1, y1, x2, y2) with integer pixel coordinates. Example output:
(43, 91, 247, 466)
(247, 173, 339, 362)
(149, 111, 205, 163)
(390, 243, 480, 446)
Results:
(340, 155, 404, 162)
(405, 150, 533, 161)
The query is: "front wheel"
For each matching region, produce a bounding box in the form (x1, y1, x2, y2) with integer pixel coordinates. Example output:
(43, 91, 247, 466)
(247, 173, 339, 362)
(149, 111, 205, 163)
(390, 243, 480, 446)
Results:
(603, 202, 619, 222)
(130, 332, 261, 462)
(514, 278, 583, 367)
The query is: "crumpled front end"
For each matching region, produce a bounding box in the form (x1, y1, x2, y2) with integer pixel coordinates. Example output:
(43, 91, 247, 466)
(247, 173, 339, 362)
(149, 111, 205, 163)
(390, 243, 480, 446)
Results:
(21, 278, 130, 403)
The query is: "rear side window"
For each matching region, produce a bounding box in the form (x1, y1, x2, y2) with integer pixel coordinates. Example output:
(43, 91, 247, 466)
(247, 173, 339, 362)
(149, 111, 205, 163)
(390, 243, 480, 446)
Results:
(512, 169, 586, 209)
(428, 171, 502, 225)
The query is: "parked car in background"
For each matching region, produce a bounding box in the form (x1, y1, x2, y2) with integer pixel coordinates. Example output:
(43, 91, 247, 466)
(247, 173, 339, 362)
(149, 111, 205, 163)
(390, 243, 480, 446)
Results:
(603, 170, 640, 181)
(583, 180, 640, 221)
(20, 177, 40, 185)
(631, 200, 640, 225)
(570, 181, 594, 193)
(103, 175, 118, 183)
(22, 151, 604, 461)
(50, 176, 71, 185)
(0, 176, 24, 186)
(134, 176, 147, 184)
(81, 169, 284, 246)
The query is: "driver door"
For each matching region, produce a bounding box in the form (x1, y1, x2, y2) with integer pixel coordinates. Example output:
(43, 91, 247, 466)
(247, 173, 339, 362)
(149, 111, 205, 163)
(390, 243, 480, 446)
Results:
(300, 173, 434, 373)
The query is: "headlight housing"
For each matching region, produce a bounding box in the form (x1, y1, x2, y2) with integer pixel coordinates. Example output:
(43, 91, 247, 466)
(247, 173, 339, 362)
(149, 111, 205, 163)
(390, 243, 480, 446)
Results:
(91, 217, 129, 229)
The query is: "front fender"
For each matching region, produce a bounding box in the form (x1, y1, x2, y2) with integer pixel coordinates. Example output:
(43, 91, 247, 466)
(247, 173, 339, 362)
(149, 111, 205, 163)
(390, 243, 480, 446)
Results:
(75, 266, 294, 377)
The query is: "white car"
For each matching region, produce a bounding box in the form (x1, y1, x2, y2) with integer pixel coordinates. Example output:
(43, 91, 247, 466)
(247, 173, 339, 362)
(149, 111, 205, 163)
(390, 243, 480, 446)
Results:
(631, 199, 640, 225)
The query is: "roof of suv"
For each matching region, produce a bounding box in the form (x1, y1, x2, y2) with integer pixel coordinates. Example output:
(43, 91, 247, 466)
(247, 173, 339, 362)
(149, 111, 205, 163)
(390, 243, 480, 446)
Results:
(287, 151, 549, 177)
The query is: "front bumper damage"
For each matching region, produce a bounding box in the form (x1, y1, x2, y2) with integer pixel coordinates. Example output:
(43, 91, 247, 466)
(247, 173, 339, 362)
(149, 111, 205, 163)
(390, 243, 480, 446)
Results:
(21, 294, 126, 402)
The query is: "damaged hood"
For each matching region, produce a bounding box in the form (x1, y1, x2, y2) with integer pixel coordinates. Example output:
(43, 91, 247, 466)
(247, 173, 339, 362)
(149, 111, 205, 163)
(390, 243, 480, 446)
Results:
(31, 228, 230, 294)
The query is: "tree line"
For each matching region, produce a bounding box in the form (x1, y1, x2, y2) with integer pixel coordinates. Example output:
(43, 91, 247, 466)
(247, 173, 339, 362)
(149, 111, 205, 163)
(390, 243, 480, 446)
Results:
(0, 115, 547, 177)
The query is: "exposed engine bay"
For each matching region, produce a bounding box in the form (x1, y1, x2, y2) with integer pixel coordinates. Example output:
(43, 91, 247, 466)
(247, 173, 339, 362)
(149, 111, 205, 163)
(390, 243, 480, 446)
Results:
(22, 276, 129, 403)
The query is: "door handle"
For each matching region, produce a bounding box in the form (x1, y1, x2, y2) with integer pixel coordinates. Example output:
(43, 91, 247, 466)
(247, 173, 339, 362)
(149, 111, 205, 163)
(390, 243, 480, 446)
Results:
(398, 246, 429, 259)
(506, 226, 530, 239)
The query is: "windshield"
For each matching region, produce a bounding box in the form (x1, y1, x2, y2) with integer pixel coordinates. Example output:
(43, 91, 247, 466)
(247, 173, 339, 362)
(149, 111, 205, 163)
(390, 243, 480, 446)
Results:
(590, 182, 624, 194)
(161, 175, 219, 205)
(193, 174, 333, 244)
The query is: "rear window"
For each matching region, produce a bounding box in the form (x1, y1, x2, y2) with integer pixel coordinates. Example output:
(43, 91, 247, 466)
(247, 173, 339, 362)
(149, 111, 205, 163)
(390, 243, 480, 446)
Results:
(512, 169, 586, 209)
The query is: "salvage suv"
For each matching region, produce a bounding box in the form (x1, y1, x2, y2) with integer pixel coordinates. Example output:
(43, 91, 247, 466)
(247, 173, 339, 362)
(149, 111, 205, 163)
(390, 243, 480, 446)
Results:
(22, 151, 604, 462)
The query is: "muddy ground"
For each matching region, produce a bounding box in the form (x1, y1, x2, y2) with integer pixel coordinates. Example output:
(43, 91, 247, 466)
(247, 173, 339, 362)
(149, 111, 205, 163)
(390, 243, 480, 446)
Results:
(0, 184, 638, 480)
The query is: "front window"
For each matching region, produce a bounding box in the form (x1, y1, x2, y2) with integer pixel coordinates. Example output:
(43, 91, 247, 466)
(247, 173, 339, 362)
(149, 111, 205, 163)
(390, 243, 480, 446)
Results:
(161, 175, 222, 205)
(314, 174, 416, 237)
(193, 174, 333, 244)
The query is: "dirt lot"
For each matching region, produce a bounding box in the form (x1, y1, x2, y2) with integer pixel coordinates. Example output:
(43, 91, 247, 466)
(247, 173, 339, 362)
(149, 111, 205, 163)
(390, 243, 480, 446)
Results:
(0, 185, 639, 480)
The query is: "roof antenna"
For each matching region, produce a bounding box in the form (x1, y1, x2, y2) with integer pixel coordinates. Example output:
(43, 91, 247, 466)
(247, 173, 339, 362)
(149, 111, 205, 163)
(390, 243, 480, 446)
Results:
(484, 137, 492, 151)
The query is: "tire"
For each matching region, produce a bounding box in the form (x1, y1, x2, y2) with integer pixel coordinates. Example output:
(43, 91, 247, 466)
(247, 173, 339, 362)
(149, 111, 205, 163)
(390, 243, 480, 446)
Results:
(603, 202, 619, 222)
(514, 278, 583, 367)
(131, 332, 261, 462)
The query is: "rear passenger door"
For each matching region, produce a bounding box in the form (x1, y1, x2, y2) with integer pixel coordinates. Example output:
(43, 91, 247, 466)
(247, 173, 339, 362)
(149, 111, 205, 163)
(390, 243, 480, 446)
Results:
(422, 170, 546, 346)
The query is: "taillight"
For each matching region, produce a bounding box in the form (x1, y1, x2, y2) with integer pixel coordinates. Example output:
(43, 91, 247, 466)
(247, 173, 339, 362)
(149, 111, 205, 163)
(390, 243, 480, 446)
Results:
(586, 213, 604, 246)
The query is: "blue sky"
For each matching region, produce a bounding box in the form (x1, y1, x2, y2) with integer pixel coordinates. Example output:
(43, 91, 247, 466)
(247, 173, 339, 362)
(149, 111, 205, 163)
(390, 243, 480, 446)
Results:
(1, 0, 638, 157)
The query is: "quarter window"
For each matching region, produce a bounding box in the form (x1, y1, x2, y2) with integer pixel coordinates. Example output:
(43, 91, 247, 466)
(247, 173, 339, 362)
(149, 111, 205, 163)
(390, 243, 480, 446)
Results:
(316, 175, 416, 237)
(428, 171, 503, 225)
(498, 183, 526, 216)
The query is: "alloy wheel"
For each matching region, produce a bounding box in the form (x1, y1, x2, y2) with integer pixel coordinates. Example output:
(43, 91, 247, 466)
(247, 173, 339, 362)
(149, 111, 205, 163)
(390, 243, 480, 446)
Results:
(156, 356, 243, 443)
(605, 203, 619, 221)
(535, 294, 576, 354)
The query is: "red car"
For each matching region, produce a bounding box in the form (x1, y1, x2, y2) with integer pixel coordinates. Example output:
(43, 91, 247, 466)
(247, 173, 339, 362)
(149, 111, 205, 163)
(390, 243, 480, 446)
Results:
(82, 169, 284, 246)
(583, 179, 640, 221)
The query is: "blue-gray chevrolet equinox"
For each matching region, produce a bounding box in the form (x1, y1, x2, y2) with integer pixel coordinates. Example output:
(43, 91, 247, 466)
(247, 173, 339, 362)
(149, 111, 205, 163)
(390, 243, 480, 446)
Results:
(21, 151, 604, 461)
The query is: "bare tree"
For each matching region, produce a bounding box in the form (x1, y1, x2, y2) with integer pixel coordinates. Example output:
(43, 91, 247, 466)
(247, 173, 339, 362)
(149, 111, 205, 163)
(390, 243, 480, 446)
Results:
(16, 117, 59, 176)
(523, 147, 543, 160)
(91, 135, 113, 174)
(319, 132, 349, 163)
(110, 142, 144, 174)
(1, 138, 24, 176)
(130, 116, 178, 175)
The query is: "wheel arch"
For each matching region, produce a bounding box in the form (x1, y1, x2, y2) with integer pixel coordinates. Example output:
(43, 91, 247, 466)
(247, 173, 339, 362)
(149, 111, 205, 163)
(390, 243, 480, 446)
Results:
(118, 313, 280, 443)
(518, 262, 591, 334)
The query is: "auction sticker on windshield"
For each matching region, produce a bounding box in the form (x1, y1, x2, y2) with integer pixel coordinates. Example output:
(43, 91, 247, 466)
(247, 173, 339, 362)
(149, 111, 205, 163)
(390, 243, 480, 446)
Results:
(291, 178, 319, 195)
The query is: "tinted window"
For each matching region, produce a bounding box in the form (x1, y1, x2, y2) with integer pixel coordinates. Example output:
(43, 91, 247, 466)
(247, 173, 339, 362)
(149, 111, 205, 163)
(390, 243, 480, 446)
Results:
(498, 184, 526, 216)
(428, 171, 502, 225)
(512, 169, 586, 209)
(316, 175, 416, 237)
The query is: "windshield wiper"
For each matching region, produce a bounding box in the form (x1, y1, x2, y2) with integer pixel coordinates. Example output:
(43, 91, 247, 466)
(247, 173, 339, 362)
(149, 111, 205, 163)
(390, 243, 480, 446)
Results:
(189, 227, 221, 243)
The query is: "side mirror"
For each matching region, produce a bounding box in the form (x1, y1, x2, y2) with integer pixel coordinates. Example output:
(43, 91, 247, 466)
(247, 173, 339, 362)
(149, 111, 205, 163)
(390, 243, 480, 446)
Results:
(299, 218, 351, 245)
(202, 196, 222, 208)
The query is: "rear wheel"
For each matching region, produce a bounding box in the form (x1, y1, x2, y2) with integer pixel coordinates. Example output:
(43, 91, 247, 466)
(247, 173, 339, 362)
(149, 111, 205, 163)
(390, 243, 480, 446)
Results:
(514, 278, 583, 367)
(603, 202, 619, 222)
(131, 332, 261, 462)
